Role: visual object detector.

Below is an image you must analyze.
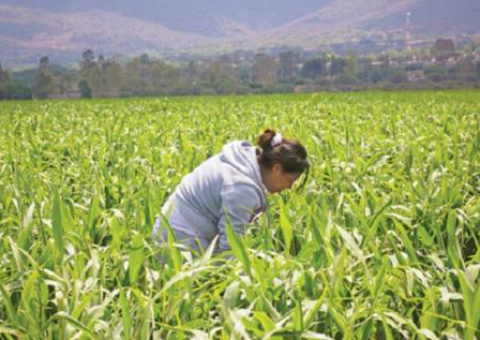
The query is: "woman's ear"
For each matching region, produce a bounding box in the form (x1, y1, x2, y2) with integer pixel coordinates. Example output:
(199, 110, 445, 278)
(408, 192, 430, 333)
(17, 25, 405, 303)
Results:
(272, 163, 283, 175)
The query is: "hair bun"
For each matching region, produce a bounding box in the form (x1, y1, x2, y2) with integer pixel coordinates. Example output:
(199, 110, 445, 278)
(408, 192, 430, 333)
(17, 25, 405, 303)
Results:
(256, 129, 277, 150)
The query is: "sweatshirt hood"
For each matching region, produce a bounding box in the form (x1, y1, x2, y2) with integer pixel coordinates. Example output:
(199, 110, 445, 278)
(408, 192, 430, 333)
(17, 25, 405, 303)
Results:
(219, 140, 268, 195)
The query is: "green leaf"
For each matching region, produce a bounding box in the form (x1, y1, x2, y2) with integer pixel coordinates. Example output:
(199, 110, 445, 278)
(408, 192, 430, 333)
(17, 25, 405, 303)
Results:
(129, 233, 145, 284)
(225, 217, 252, 279)
(0, 279, 21, 329)
(279, 204, 293, 256)
(119, 288, 132, 340)
(17, 202, 35, 250)
(54, 312, 100, 340)
(52, 190, 64, 262)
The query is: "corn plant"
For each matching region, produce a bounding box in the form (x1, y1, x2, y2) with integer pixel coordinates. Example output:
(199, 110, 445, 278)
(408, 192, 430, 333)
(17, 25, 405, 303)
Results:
(0, 91, 479, 339)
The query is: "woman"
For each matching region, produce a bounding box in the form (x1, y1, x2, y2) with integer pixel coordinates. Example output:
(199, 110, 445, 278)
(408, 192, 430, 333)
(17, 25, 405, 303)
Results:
(153, 129, 309, 258)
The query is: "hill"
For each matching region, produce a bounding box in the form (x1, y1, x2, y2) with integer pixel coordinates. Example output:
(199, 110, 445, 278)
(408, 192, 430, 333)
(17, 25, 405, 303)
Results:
(1, 0, 479, 68)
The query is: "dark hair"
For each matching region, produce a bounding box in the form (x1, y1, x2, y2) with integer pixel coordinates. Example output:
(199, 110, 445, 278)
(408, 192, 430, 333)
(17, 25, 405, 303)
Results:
(256, 129, 310, 187)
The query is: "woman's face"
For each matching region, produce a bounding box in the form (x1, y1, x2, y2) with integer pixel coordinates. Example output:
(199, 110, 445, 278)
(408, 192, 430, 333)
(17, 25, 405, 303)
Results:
(263, 163, 302, 194)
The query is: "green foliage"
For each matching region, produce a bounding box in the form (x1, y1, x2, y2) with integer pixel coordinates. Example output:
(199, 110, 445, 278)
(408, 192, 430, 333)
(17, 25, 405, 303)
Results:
(78, 80, 92, 99)
(388, 70, 409, 84)
(331, 58, 347, 76)
(0, 62, 10, 86)
(3, 45, 480, 101)
(301, 59, 327, 79)
(33, 69, 55, 99)
(0, 81, 32, 100)
(0, 91, 479, 339)
(33, 56, 56, 99)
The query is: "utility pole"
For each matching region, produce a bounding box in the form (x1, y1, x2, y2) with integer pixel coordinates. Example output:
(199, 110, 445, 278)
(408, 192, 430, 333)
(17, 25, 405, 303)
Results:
(405, 12, 411, 50)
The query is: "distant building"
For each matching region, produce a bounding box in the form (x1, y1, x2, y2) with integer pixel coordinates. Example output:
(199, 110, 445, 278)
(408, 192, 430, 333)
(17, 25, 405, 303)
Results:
(432, 38, 455, 53)
(431, 38, 457, 62)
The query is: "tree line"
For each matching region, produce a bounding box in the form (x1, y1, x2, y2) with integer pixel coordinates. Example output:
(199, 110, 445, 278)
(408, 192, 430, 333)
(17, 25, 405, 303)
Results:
(1, 41, 480, 100)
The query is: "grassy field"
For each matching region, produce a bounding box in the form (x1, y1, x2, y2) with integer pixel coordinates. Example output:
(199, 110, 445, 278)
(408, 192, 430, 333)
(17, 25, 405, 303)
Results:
(0, 91, 479, 339)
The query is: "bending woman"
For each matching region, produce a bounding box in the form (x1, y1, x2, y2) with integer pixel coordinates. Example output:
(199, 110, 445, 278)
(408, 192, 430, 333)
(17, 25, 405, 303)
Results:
(153, 129, 309, 257)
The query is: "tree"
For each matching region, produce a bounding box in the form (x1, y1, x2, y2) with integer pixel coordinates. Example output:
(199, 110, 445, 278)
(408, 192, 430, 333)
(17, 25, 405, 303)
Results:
(371, 69, 384, 83)
(121, 56, 181, 96)
(79, 50, 102, 97)
(453, 56, 475, 74)
(197, 60, 239, 94)
(78, 80, 92, 98)
(121, 57, 151, 96)
(361, 57, 374, 72)
(0, 62, 10, 100)
(39, 56, 49, 71)
(388, 70, 408, 84)
(252, 53, 277, 86)
(97, 54, 106, 70)
(345, 52, 359, 77)
(187, 61, 198, 82)
(81, 50, 96, 70)
(34, 56, 55, 99)
(331, 58, 346, 76)
(237, 64, 252, 86)
(379, 54, 390, 69)
(2, 82, 32, 100)
(335, 73, 358, 85)
(138, 53, 150, 64)
(0, 62, 10, 86)
(358, 57, 374, 81)
(278, 51, 298, 81)
(301, 58, 326, 79)
(56, 70, 78, 96)
(100, 58, 124, 96)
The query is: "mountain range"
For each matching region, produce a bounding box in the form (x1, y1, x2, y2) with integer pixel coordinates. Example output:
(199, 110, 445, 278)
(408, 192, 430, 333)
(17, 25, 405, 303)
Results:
(1, 0, 479, 68)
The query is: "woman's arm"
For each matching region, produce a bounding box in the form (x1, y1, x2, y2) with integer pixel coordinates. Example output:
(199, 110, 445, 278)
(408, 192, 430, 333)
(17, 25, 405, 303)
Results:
(216, 183, 262, 254)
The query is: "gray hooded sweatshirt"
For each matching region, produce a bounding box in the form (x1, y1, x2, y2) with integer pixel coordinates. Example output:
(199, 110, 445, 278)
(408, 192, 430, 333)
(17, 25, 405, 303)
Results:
(153, 140, 268, 254)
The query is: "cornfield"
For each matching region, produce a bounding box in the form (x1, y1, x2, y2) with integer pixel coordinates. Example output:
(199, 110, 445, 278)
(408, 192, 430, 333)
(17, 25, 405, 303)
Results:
(0, 91, 479, 339)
